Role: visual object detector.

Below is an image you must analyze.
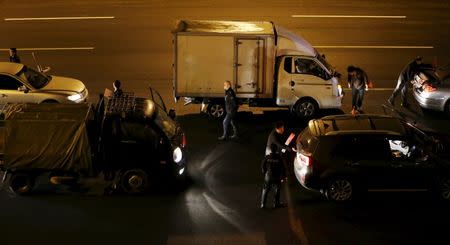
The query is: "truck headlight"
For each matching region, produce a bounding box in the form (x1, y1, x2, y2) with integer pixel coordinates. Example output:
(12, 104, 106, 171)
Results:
(173, 147, 183, 163)
(67, 93, 82, 102)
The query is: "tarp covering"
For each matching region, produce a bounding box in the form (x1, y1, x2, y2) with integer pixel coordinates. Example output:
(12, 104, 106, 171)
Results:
(3, 103, 93, 172)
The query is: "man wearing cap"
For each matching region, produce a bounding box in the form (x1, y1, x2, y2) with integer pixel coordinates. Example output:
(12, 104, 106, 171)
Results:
(388, 56, 423, 107)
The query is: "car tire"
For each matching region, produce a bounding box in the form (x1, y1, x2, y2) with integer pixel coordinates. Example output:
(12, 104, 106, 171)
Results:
(324, 177, 354, 202)
(119, 168, 149, 194)
(436, 177, 450, 201)
(292, 98, 318, 118)
(207, 103, 226, 119)
(8, 172, 36, 195)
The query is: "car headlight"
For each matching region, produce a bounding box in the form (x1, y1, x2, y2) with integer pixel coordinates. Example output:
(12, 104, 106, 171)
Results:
(173, 147, 183, 163)
(67, 93, 82, 102)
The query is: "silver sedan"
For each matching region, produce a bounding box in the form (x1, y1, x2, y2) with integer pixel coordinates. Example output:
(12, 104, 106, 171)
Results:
(412, 71, 450, 115)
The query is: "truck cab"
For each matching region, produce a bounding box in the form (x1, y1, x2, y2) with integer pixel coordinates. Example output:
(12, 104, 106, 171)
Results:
(276, 55, 342, 117)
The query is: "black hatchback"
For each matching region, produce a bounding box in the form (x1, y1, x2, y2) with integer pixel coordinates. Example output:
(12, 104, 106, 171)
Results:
(293, 114, 450, 202)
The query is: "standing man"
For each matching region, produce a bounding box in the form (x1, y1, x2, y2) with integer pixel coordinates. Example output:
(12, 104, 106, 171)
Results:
(388, 56, 423, 107)
(260, 144, 287, 209)
(347, 66, 369, 113)
(113, 80, 124, 97)
(218, 81, 238, 140)
(265, 121, 294, 155)
(9, 48, 21, 63)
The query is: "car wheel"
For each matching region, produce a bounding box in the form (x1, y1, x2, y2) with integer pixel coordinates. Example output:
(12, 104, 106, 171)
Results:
(207, 103, 225, 119)
(8, 172, 36, 195)
(292, 98, 318, 118)
(119, 168, 149, 194)
(325, 178, 354, 202)
(438, 177, 450, 201)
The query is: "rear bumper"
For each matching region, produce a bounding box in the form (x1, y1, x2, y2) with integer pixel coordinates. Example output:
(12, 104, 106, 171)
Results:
(413, 91, 445, 111)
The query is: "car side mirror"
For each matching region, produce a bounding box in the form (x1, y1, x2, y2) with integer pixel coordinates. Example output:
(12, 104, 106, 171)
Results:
(18, 85, 29, 93)
(168, 109, 176, 119)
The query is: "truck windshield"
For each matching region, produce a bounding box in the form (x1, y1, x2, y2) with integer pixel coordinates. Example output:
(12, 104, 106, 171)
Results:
(16, 66, 51, 89)
(153, 105, 177, 139)
(316, 53, 333, 74)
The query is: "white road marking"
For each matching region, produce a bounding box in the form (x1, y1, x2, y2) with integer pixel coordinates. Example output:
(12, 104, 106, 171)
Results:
(343, 88, 394, 91)
(292, 15, 406, 19)
(314, 45, 434, 49)
(0, 47, 94, 51)
(4, 16, 115, 21)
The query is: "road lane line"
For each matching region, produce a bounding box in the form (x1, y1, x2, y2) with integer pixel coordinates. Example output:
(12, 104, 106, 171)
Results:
(292, 15, 406, 19)
(314, 45, 433, 49)
(343, 88, 394, 91)
(5, 16, 115, 21)
(0, 47, 94, 51)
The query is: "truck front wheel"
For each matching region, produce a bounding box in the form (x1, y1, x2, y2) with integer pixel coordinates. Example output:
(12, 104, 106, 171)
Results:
(207, 103, 225, 119)
(119, 168, 149, 194)
(292, 98, 318, 118)
(8, 172, 36, 195)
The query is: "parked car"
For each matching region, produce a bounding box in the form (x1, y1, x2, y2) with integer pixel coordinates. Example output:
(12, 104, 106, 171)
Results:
(0, 62, 88, 107)
(412, 69, 450, 115)
(293, 114, 450, 202)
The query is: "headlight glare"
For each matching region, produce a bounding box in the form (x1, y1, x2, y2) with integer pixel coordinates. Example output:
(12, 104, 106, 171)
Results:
(173, 147, 183, 163)
(68, 93, 82, 101)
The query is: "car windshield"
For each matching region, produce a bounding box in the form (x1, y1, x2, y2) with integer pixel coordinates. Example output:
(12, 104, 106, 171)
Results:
(153, 104, 177, 139)
(316, 53, 333, 74)
(16, 66, 51, 89)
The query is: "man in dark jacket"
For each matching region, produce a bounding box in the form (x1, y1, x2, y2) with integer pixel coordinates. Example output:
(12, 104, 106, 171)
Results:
(388, 56, 423, 107)
(266, 121, 293, 155)
(218, 81, 238, 140)
(9, 48, 21, 63)
(347, 65, 369, 113)
(113, 80, 124, 97)
(261, 144, 287, 209)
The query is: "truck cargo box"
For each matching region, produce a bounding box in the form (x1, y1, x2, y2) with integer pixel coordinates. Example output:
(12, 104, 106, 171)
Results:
(173, 20, 276, 99)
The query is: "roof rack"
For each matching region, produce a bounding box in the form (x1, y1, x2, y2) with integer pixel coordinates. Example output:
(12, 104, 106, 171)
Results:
(105, 92, 137, 116)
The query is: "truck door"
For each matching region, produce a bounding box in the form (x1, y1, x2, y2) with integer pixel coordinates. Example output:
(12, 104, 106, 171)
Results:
(235, 38, 264, 94)
(291, 57, 332, 104)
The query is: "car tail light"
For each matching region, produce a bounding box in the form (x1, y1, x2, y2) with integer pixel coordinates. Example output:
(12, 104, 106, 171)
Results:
(181, 133, 187, 147)
(298, 152, 312, 167)
(423, 83, 437, 92)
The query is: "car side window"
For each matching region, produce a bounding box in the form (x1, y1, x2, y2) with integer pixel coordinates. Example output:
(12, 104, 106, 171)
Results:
(294, 58, 330, 80)
(352, 136, 389, 161)
(386, 137, 425, 161)
(0, 74, 23, 90)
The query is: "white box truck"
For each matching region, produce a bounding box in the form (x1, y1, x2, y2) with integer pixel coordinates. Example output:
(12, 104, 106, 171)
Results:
(173, 20, 343, 118)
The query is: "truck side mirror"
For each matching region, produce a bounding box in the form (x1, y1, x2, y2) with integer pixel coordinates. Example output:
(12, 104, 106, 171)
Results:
(168, 109, 176, 119)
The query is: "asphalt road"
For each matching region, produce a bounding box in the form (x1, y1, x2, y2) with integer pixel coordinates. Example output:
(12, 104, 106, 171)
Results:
(0, 101, 449, 245)
(1, 1, 450, 245)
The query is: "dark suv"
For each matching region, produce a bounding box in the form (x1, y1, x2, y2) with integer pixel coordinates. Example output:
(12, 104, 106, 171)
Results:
(293, 114, 450, 202)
